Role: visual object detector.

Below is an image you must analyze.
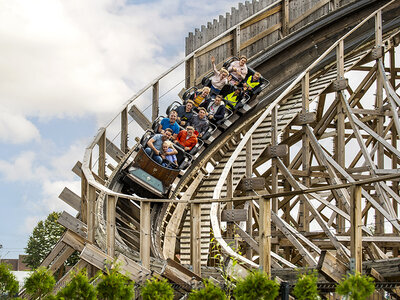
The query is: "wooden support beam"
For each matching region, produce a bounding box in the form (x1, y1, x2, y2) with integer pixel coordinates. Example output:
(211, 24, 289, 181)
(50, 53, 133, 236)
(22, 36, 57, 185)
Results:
(233, 27, 241, 56)
(292, 112, 316, 125)
(87, 184, 96, 243)
(59, 187, 81, 212)
(221, 209, 248, 222)
(350, 185, 362, 274)
(265, 144, 289, 159)
(259, 196, 271, 274)
(140, 201, 151, 270)
(281, 0, 289, 36)
(152, 81, 159, 122)
(106, 195, 116, 258)
(191, 203, 201, 276)
(128, 105, 152, 131)
(98, 130, 106, 181)
(237, 177, 266, 192)
(58, 211, 87, 238)
(162, 259, 202, 291)
(121, 108, 128, 154)
(106, 138, 125, 163)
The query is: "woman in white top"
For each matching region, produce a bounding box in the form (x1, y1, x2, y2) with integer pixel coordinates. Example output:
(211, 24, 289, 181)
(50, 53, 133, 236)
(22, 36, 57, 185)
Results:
(209, 56, 229, 95)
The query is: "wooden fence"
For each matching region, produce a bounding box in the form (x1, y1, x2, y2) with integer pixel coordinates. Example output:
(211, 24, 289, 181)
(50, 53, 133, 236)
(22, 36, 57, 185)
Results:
(185, 0, 358, 87)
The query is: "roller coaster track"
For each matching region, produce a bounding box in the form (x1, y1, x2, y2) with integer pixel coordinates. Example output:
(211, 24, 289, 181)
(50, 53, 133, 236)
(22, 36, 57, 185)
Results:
(39, 0, 400, 293)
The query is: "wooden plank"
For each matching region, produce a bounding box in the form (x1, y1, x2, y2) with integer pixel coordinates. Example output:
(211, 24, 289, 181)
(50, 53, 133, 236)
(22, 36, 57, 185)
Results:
(194, 34, 233, 57)
(237, 177, 266, 191)
(106, 138, 125, 163)
(288, 0, 330, 29)
(152, 82, 159, 122)
(58, 211, 87, 238)
(350, 185, 362, 273)
(317, 250, 348, 283)
(162, 258, 202, 291)
(241, 4, 281, 29)
(40, 238, 68, 267)
(191, 203, 201, 276)
(116, 253, 152, 283)
(59, 187, 81, 211)
(121, 108, 128, 153)
(140, 201, 151, 270)
(259, 196, 271, 273)
(240, 22, 281, 50)
(221, 209, 248, 222)
(128, 104, 152, 131)
(106, 195, 116, 257)
(234, 222, 259, 252)
(292, 112, 316, 125)
(62, 230, 87, 252)
(49, 246, 75, 273)
(98, 130, 106, 181)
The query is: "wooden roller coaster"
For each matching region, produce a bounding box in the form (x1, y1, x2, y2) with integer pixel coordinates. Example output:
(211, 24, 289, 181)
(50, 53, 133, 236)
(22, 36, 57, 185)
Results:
(34, 0, 400, 297)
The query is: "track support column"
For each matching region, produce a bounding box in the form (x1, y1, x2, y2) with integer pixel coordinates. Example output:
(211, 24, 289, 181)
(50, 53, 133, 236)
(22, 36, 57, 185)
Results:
(259, 196, 271, 274)
(350, 185, 362, 273)
(140, 201, 151, 270)
(191, 203, 201, 276)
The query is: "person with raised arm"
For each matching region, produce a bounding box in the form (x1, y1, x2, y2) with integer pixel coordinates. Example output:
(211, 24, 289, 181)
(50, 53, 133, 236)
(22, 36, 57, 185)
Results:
(209, 56, 229, 95)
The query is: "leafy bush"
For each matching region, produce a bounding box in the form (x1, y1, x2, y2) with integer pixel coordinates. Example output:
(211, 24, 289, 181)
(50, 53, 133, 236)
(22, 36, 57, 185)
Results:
(188, 280, 226, 300)
(234, 270, 280, 300)
(336, 272, 375, 300)
(141, 277, 174, 300)
(24, 267, 55, 299)
(96, 266, 135, 300)
(292, 270, 320, 300)
(57, 269, 97, 300)
(0, 262, 19, 298)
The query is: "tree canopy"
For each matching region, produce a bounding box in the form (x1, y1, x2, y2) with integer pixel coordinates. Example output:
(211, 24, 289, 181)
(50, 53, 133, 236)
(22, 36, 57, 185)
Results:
(24, 212, 78, 270)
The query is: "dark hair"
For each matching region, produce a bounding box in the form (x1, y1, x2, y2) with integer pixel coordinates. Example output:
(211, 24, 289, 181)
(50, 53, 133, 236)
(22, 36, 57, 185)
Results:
(165, 128, 173, 133)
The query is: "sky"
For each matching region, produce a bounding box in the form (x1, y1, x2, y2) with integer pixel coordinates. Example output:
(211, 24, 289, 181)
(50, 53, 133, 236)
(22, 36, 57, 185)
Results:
(0, 0, 237, 259)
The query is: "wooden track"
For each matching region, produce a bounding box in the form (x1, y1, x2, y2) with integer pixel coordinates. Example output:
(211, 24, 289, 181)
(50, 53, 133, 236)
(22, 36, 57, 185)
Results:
(36, 0, 400, 294)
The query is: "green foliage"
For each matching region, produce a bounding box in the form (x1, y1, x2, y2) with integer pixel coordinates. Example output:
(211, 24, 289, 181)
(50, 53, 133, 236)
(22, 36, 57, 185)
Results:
(23, 267, 55, 299)
(57, 269, 97, 300)
(0, 262, 19, 298)
(336, 272, 375, 300)
(24, 212, 79, 270)
(96, 265, 135, 300)
(141, 277, 174, 300)
(188, 280, 227, 300)
(292, 270, 320, 300)
(234, 270, 280, 300)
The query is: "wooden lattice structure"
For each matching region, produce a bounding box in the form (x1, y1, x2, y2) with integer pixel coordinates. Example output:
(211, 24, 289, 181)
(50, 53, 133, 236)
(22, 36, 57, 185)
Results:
(31, 0, 400, 297)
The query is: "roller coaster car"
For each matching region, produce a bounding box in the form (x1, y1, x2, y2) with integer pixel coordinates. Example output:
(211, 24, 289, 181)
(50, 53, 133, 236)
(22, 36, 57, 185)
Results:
(121, 130, 192, 197)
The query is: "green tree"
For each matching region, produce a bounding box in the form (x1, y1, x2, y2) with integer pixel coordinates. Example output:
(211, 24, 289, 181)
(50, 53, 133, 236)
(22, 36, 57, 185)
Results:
(234, 270, 280, 300)
(24, 212, 79, 270)
(0, 262, 19, 298)
(96, 265, 135, 300)
(24, 267, 55, 300)
(336, 272, 375, 300)
(292, 270, 320, 300)
(57, 269, 97, 300)
(188, 280, 227, 300)
(141, 277, 173, 300)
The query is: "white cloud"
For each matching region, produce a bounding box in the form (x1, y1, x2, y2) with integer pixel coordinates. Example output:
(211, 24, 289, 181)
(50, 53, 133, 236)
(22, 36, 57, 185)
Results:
(0, 107, 40, 144)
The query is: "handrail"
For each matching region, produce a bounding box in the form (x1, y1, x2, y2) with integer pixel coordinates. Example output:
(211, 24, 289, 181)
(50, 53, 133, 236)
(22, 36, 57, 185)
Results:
(104, 0, 282, 129)
(211, 0, 396, 268)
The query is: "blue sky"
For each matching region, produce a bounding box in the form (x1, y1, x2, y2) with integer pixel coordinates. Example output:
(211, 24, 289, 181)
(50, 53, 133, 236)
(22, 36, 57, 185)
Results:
(0, 0, 236, 259)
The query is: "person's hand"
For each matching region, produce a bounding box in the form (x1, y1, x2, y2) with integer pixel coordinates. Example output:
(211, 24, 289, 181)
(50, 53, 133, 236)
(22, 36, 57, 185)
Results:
(185, 147, 190, 151)
(181, 121, 186, 126)
(211, 56, 215, 64)
(208, 114, 214, 119)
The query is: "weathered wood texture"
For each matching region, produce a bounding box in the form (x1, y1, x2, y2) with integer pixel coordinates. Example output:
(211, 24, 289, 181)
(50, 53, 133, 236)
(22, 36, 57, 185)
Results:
(185, 0, 356, 85)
